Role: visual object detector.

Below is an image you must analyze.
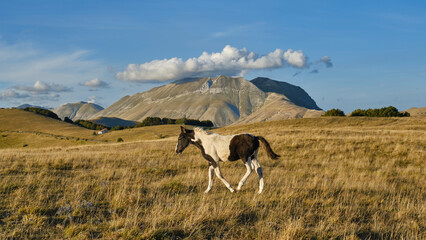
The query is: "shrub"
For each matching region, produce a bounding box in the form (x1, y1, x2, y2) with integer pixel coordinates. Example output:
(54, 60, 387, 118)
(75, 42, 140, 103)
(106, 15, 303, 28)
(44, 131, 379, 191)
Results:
(324, 109, 345, 116)
(350, 106, 410, 117)
(74, 120, 107, 130)
(117, 138, 124, 142)
(63, 117, 74, 124)
(134, 117, 213, 128)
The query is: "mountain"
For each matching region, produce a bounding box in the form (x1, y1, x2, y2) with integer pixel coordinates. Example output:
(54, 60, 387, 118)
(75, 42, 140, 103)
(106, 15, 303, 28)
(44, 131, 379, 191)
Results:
(89, 117, 138, 128)
(232, 93, 324, 125)
(53, 101, 104, 121)
(251, 77, 321, 110)
(92, 76, 322, 126)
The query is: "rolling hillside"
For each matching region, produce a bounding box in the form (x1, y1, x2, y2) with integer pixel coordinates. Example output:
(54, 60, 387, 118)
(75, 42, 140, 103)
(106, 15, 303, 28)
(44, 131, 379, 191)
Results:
(0, 109, 182, 148)
(404, 107, 426, 117)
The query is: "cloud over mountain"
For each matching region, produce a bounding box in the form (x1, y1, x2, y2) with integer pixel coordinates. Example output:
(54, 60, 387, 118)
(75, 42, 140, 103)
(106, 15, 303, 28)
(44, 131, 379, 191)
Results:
(116, 45, 316, 82)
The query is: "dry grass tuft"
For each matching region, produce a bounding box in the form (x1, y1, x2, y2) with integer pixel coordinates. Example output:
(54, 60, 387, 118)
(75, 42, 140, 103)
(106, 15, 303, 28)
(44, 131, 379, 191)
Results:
(0, 117, 424, 239)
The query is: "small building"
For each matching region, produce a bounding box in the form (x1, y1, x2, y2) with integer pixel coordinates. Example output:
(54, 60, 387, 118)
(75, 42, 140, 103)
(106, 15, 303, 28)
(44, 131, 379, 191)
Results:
(97, 128, 108, 135)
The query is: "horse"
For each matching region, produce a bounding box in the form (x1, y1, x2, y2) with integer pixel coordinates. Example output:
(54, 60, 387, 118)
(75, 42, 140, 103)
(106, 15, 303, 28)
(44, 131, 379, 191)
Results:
(175, 126, 279, 194)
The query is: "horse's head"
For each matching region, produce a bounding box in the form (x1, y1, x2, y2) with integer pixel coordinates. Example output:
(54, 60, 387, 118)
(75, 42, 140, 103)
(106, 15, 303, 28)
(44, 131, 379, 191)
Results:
(175, 126, 195, 154)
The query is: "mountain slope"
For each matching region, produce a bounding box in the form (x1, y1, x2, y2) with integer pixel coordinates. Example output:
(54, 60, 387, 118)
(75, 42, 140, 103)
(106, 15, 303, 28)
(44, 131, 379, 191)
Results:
(53, 101, 104, 120)
(251, 77, 321, 110)
(93, 76, 267, 126)
(0, 109, 92, 136)
(93, 76, 322, 126)
(404, 107, 426, 117)
(232, 93, 324, 125)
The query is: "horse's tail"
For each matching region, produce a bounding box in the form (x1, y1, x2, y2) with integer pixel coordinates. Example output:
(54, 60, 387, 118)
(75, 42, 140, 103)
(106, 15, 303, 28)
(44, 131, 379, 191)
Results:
(256, 136, 280, 160)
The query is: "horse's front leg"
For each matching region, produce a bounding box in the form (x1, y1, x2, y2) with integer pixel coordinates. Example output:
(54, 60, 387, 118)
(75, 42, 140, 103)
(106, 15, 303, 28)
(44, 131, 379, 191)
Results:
(251, 158, 264, 194)
(214, 164, 235, 193)
(204, 164, 214, 193)
(237, 157, 253, 191)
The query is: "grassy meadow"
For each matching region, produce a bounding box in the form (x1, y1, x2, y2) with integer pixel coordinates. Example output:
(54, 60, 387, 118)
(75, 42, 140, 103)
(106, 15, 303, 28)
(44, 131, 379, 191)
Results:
(0, 111, 425, 239)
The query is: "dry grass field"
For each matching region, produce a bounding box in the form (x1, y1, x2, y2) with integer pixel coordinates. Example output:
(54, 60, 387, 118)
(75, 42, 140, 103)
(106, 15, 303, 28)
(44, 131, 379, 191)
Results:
(0, 113, 425, 239)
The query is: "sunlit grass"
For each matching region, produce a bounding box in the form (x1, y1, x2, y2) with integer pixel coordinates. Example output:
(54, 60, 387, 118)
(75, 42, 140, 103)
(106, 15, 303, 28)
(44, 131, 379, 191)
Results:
(0, 117, 424, 239)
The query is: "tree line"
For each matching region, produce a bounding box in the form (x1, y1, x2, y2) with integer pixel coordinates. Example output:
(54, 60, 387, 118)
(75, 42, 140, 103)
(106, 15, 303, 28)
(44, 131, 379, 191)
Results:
(324, 106, 410, 117)
(23, 107, 62, 121)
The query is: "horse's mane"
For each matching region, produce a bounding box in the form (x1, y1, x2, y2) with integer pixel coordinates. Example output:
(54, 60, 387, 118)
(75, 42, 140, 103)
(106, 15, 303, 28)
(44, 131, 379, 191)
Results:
(194, 127, 212, 135)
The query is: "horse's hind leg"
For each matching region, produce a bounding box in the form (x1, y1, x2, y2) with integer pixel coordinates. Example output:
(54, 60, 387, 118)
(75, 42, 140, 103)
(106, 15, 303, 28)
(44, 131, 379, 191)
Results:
(251, 151, 264, 193)
(237, 157, 253, 191)
(204, 165, 214, 193)
(214, 164, 235, 193)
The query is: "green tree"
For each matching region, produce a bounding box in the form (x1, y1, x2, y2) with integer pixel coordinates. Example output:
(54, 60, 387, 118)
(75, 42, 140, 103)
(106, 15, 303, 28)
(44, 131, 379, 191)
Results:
(350, 106, 409, 117)
(63, 117, 74, 124)
(324, 109, 345, 117)
(23, 107, 61, 120)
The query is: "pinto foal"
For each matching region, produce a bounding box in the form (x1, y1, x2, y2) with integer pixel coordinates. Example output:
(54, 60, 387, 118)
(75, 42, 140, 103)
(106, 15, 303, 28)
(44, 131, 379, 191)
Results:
(175, 127, 279, 193)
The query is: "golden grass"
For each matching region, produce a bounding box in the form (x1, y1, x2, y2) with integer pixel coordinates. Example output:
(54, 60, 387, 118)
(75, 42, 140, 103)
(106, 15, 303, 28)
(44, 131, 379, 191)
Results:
(0, 109, 182, 149)
(0, 117, 425, 239)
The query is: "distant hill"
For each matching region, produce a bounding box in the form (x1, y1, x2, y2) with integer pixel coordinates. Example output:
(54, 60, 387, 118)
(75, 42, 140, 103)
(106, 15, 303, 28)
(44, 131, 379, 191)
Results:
(404, 107, 426, 117)
(0, 109, 92, 137)
(53, 101, 104, 121)
(0, 108, 184, 148)
(92, 76, 322, 127)
(89, 117, 138, 128)
(16, 104, 48, 110)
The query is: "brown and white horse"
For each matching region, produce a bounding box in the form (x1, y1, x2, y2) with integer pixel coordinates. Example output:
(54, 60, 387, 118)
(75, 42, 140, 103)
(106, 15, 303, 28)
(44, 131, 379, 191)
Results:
(175, 127, 279, 193)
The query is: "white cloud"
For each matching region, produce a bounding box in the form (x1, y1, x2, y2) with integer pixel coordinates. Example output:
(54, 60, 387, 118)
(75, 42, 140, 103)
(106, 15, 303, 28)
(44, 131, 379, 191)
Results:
(13, 80, 72, 95)
(0, 40, 105, 85)
(320, 56, 333, 68)
(0, 90, 29, 99)
(80, 77, 109, 89)
(87, 96, 98, 104)
(116, 45, 312, 82)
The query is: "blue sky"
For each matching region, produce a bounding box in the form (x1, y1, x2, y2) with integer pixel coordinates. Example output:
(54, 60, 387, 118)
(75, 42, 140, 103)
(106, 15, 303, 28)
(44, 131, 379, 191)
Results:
(0, 0, 425, 113)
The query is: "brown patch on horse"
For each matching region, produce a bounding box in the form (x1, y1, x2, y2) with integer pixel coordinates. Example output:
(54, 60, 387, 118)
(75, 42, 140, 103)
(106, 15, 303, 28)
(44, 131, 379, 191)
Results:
(228, 134, 259, 162)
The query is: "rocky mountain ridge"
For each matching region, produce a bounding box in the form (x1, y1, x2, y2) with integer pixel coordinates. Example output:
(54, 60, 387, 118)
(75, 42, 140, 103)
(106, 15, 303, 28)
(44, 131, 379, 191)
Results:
(92, 76, 323, 126)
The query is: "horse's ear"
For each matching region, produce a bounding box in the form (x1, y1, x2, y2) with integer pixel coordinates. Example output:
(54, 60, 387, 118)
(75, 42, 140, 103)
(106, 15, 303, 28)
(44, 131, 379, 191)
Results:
(180, 126, 186, 133)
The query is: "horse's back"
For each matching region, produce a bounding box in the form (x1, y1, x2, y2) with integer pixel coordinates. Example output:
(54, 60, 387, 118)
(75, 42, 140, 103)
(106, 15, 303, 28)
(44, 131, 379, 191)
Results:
(227, 134, 259, 162)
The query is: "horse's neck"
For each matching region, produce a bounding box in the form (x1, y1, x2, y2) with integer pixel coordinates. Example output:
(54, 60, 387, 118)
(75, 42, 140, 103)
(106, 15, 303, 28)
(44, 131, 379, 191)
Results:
(195, 131, 231, 149)
(195, 131, 211, 142)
